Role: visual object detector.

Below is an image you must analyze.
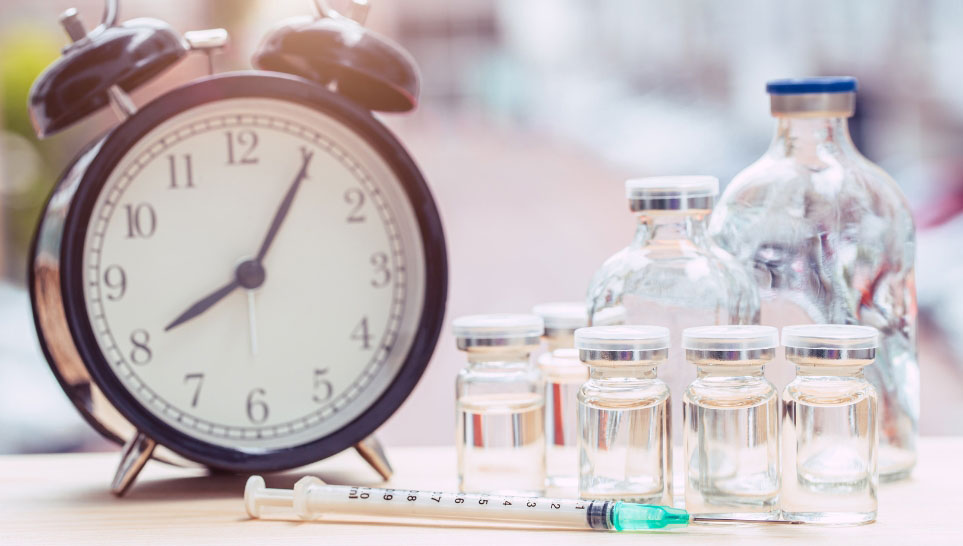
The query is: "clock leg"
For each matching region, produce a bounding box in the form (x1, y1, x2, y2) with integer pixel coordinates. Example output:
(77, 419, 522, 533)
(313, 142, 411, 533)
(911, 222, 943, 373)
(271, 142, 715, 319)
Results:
(111, 431, 156, 496)
(354, 435, 393, 481)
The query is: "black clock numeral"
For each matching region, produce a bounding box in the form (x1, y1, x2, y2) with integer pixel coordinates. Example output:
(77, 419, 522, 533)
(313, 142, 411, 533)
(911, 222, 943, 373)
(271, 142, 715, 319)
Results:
(167, 154, 194, 189)
(313, 368, 333, 403)
(246, 388, 269, 423)
(351, 316, 372, 349)
(370, 252, 391, 288)
(123, 203, 156, 239)
(103, 265, 127, 301)
(226, 130, 259, 165)
(344, 188, 366, 223)
(129, 329, 152, 365)
(184, 373, 204, 408)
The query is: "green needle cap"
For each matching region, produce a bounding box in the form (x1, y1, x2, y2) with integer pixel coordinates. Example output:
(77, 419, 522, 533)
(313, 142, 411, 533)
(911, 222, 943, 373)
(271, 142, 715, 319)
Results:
(611, 502, 690, 531)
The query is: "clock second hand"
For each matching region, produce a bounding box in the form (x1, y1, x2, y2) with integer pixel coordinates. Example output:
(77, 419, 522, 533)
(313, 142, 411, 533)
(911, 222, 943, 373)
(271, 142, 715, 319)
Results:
(247, 290, 259, 355)
(164, 147, 315, 333)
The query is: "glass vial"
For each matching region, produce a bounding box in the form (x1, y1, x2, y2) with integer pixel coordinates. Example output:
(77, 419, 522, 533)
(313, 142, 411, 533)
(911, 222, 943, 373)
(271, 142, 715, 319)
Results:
(710, 77, 916, 480)
(780, 324, 879, 524)
(532, 302, 590, 492)
(454, 314, 546, 496)
(681, 325, 780, 519)
(532, 302, 623, 492)
(587, 176, 759, 448)
(575, 325, 672, 504)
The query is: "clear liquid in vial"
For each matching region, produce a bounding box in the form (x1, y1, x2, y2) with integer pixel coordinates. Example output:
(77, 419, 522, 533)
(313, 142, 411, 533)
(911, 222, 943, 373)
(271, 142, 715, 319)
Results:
(578, 391, 672, 504)
(781, 384, 878, 523)
(683, 386, 779, 518)
(544, 380, 581, 493)
(457, 392, 546, 496)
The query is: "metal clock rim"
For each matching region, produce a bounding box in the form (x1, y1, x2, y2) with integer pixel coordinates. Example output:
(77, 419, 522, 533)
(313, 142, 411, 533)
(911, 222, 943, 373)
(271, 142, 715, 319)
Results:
(57, 71, 447, 471)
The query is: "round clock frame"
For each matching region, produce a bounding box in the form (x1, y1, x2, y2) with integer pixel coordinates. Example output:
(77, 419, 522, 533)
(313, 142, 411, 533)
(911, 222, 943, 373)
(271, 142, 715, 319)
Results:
(30, 72, 447, 479)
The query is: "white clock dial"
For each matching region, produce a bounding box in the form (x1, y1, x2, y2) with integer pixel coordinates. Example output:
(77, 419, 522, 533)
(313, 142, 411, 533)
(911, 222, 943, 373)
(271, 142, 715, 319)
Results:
(81, 97, 426, 450)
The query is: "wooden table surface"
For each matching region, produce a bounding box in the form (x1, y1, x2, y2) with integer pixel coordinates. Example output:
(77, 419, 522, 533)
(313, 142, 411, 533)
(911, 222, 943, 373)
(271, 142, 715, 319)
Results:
(0, 438, 959, 544)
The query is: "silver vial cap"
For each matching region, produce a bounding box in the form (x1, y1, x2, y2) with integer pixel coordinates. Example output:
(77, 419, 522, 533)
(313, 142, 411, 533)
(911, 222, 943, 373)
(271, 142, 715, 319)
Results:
(531, 302, 588, 339)
(782, 324, 879, 365)
(625, 176, 718, 212)
(453, 313, 543, 351)
(683, 325, 778, 365)
(575, 325, 669, 365)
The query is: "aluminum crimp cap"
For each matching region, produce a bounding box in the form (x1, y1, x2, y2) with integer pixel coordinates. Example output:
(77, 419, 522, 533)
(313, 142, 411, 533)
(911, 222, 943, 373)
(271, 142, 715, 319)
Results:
(575, 325, 670, 365)
(453, 313, 543, 351)
(683, 325, 778, 365)
(767, 77, 857, 118)
(782, 324, 879, 365)
(625, 176, 718, 212)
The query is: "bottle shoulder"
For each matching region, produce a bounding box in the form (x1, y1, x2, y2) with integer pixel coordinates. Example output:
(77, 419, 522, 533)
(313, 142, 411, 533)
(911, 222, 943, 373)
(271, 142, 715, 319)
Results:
(782, 375, 877, 406)
(684, 375, 777, 408)
(710, 152, 916, 269)
(457, 364, 543, 387)
(715, 152, 914, 226)
(578, 378, 670, 409)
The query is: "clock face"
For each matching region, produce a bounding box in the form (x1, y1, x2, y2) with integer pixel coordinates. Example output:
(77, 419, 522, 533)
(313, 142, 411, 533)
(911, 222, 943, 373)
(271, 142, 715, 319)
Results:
(79, 96, 427, 451)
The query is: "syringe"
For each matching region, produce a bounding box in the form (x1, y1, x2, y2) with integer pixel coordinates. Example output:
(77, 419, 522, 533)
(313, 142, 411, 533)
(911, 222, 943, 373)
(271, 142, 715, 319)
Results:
(245, 476, 800, 531)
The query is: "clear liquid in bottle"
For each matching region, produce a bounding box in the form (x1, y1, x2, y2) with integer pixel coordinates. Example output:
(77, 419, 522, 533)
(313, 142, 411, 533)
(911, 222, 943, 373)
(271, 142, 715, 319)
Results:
(457, 392, 546, 496)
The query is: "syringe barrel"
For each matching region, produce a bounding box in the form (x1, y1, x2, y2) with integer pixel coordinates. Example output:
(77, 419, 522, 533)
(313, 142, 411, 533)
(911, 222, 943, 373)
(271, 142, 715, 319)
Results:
(299, 483, 598, 529)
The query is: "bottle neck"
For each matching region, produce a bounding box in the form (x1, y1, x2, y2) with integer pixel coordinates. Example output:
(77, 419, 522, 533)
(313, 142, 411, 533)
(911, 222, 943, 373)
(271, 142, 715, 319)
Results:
(466, 351, 531, 366)
(768, 116, 858, 162)
(589, 365, 658, 381)
(696, 365, 765, 378)
(633, 211, 709, 246)
(793, 364, 866, 378)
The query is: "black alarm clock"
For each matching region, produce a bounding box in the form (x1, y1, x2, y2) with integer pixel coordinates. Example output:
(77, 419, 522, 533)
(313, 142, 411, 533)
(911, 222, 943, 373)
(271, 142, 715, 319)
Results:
(28, 0, 447, 495)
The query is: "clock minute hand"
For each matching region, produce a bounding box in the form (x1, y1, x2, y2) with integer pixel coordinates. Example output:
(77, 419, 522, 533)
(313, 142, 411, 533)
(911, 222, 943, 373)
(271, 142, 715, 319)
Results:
(256, 147, 314, 262)
(164, 279, 240, 332)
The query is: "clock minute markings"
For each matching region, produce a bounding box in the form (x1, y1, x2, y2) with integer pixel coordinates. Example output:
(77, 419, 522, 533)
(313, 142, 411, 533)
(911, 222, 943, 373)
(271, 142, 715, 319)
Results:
(163, 146, 315, 332)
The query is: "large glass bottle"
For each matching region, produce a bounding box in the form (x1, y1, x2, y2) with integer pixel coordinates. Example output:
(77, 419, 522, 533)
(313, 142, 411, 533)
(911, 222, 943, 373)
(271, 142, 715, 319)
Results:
(587, 176, 760, 446)
(709, 77, 917, 480)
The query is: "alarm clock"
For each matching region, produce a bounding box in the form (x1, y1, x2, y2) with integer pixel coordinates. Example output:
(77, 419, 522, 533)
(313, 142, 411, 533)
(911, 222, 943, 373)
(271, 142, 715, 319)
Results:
(28, 0, 447, 495)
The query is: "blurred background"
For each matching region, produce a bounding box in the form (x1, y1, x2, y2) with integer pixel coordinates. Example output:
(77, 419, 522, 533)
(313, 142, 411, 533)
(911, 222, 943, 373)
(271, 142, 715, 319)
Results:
(1, 0, 962, 454)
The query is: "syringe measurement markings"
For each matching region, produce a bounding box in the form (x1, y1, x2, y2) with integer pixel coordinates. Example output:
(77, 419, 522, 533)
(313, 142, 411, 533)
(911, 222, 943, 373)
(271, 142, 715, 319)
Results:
(344, 486, 584, 511)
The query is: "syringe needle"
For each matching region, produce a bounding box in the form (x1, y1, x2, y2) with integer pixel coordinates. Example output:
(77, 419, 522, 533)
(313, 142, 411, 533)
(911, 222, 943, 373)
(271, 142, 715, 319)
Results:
(692, 517, 804, 525)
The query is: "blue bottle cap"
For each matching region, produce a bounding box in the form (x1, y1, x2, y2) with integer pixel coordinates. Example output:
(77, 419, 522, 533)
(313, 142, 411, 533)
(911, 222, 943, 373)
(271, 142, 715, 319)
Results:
(766, 77, 857, 95)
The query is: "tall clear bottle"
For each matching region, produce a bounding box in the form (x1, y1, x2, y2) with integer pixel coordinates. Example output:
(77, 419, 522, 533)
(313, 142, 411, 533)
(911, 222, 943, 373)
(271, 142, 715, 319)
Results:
(587, 176, 760, 447)
(709, 77, 917, 480)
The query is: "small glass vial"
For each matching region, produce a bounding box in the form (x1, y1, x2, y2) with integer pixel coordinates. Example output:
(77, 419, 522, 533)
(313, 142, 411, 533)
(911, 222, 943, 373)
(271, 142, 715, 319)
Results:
(454, 314, 546, 496)
(575, 325, 672, 504)
(532, 302, 589, 492)
(781, 324, 880, 524)
(681, 325, 780, 519)
(538, 348, 584, 493)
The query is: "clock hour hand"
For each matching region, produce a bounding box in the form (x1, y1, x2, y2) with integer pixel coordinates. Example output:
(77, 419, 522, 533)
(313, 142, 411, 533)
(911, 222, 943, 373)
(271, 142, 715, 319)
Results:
(164, 278, 239, 332)
(165, 148, 313, 333)
(256, 147, 314, 262)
